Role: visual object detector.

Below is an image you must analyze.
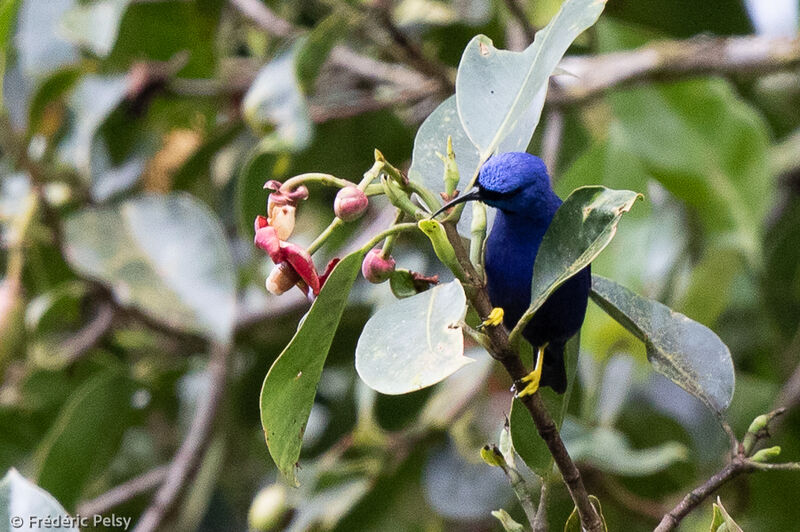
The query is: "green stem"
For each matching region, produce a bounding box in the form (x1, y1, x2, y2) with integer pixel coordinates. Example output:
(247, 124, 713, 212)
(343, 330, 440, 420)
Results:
(280, 173, 354, 191)
(380, 210, 404, 259)
(406, 180, 441, 214)
(501, 464, 538, 527)
(360, 223, 418, 253)
(307, 218, 344, 256)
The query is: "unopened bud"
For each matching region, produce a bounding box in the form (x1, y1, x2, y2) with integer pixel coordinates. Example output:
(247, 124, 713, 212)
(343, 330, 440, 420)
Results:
(480, 445, 507, 468)
(248, 484, 288, 531)
(266, 263, 300, 295)
(268, 204, 296, 240)
(334, 187, 368, 222)
(751, 445, 781, 463)
(361, 248, 395, 284)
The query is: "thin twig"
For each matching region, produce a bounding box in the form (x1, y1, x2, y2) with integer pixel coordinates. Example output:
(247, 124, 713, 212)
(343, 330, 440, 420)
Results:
(133, 343, 230, 532)
(552, 35, 800, 106)
(502, 0, 536, 43)
(370, 1, 455, 93)
(532, 482, 549, 532)
(655, 454, 800, 530)
(655, 460, 744, 532)
(61, 301, 116, 364)
(77, 466, 169, 517)
(228, 0, 296, 38)
(540, 107, 564, 179)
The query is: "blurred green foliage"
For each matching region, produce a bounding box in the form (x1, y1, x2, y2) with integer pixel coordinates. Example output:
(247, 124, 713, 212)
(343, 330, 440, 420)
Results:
(1, 0, 799, 531)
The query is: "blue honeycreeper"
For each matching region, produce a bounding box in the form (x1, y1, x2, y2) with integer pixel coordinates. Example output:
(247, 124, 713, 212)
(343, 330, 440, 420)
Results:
(433, 152, 590, 394)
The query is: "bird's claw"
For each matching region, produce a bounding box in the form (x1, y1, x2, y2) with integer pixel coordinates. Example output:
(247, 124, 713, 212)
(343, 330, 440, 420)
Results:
(515, 344, 546, 398)
(481, 307, 504, 328)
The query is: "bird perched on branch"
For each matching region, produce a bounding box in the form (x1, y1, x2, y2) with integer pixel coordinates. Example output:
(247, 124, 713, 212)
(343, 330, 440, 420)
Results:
(433, 152, 590, 395)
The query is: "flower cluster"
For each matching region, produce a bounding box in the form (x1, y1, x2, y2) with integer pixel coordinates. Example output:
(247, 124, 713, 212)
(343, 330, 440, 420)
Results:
(254, 182, 338, 297)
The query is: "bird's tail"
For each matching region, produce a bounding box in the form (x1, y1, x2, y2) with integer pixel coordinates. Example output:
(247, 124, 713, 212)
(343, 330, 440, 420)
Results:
(540, 342, 567, 394)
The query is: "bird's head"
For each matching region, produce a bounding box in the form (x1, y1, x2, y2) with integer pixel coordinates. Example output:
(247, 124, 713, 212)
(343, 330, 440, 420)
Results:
(432, 152, 560, 218)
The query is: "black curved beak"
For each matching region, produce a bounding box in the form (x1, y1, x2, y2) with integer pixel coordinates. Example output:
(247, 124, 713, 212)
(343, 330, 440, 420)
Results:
(430, 186, 482, 218)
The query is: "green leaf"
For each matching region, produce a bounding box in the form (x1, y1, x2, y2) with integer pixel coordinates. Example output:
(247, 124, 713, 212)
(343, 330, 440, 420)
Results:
(564, 495, 606, 532)
(243, 42, 313, 152)
(0, 0, 21, 106)
(260, 252, 362, 485)
(64, 194, 237, 344)
(509, 334, 580, 477)
(455, 0, 606, 157)
(355, 280, 473, 395)
(512, 186, 641, 342)
(590, 275, 735, 415)
(407, 96, 482, 235)
(57, 74, 129, 193)
(563, 422, 687, 476)
(491, 509, 526, 532)
(60, 0, 130, 57)
(710, 497, 743, 532)
(295, 12, 349, 94)
(611, 80, 771, 264)
(0, 469, 77, 531)
(15, 0, 78, 78)
(33, 371, 133, 510)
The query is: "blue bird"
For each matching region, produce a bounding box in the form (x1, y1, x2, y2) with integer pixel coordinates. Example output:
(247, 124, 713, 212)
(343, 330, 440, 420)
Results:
(433, 152, 590, 395)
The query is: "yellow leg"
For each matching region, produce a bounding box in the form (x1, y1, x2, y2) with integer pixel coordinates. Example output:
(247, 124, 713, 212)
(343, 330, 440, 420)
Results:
(481, 307, 504, 328)
(517, 344, 547, 397)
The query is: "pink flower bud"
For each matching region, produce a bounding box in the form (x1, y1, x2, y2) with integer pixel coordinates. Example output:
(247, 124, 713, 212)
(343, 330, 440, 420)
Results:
(361, 248, 396, 284)
(265, 262, 301, 295)
(334, 187, 368, 222)
(268, 204, 296, 240)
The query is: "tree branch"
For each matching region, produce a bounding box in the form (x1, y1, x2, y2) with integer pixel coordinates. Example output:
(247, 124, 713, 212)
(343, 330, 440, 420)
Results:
(133, 342, 230, 532)
(441, 223, 603, 532)
(502, 0, 536, 44)
(77, 466, 169, 517)
(552, 35, 800, 106)
(655, 460, 745, 532)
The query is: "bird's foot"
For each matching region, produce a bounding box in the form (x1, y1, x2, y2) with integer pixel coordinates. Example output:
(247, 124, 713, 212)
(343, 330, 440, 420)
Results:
(481, 307, 504, 328)
(516, 344, 546, 398)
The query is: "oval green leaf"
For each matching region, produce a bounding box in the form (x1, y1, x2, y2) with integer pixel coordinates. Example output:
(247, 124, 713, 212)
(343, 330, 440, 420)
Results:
(356, 279, 472, 395)
(511, 186, 641, 344)
(260, 251, 362, 485)
(590, 275, 735, 414)
(455, 0, 607, 157)
(64, 193, 237, 344)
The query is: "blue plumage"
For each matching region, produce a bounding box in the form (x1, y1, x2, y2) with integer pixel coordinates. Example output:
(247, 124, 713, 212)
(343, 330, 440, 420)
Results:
(479, 152, 590, 393)
(434, 152, 590, 393)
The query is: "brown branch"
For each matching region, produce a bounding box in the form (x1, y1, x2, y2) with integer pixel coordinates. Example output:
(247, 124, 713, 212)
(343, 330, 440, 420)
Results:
(77, 466, 169, 517)
(61, 301, 116, 364)
(502, 0, 536, 44)
(552, 35, 800, 106)
(227, 0, 296, 38)
(655, 460, 745, 532)
(370, 1, 455, 93)
(133, 342, 230, 532)
(441, 223, 603, 532)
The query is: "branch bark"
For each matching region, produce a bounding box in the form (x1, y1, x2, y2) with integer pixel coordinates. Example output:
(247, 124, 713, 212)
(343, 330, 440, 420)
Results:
(77, 466, 169, 517)
(133, 342, 230, 532)
(552, 35, 800, 106)
(441, 223, 603, 532)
